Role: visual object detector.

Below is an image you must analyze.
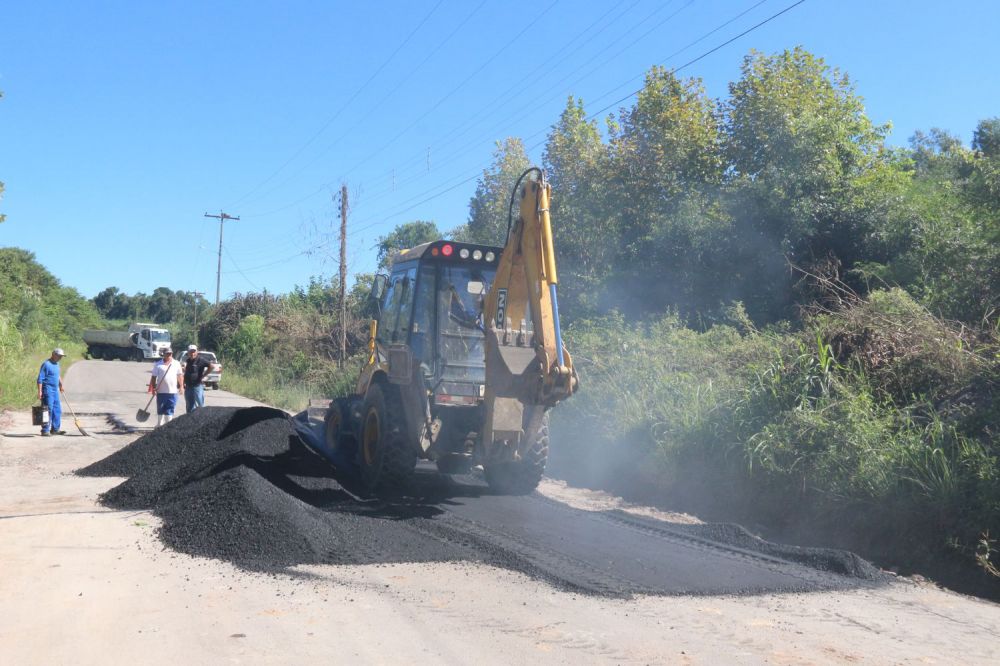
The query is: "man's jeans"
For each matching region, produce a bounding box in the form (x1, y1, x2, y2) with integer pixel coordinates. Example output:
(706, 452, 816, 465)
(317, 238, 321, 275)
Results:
(185, 384, 205, 413)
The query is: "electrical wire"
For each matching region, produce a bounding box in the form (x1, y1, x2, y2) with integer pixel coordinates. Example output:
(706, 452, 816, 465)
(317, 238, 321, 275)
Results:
(240, 0, 559, 220)
(236, 0, 489, 211)
(331, 0, 696, 208)
(222, 247, 261, 291)
(588, 0, 806, 119)
(229, 0, 807, 285)
(225, 0, 445, 210)
(355, 0, 638, 190)
(344, 0, 807, 234)
(332, 0, 561, 186)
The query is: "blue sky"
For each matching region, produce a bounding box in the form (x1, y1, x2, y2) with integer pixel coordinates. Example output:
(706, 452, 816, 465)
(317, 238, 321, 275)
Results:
(2, 0, 998, 300)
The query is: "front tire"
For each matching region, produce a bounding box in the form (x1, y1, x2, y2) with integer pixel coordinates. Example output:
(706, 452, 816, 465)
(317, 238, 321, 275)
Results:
(359, 383, 416, 494)
(324, 397, 358, 466)
(484, 412, 549, 495)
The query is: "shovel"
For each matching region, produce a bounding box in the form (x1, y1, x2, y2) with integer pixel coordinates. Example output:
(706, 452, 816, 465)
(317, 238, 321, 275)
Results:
(138, 366, 171, 423)
(136, 392, 155, 423)
(60, 390, 92, 437)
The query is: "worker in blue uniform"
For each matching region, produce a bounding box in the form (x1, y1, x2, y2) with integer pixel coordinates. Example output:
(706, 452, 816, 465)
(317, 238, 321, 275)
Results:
(36, 348, 66, 436)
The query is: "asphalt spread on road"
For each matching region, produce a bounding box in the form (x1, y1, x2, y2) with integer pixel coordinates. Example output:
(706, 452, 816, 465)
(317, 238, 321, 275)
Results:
(77, 406, 887, 597)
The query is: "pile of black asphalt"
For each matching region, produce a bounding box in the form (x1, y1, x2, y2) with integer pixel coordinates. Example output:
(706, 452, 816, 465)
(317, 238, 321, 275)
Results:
(77, 406, 888, 597)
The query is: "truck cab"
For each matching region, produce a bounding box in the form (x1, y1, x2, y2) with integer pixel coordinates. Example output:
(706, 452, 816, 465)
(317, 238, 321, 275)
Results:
(129, 322, 172, 359)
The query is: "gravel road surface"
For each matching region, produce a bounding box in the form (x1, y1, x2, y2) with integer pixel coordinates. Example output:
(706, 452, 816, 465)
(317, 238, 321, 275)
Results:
(2, 359, 999, 664)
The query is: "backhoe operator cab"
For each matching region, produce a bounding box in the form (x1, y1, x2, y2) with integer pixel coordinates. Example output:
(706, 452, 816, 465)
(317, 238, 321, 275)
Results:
(325, 240, 543, 493)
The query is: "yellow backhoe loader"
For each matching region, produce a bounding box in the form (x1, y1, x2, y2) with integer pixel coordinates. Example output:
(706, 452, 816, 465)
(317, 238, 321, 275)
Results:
(322, 168, 577, 494)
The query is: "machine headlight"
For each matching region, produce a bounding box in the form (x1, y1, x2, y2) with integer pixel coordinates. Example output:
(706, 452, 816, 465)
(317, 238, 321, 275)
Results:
(459, 248, 470, 259)
(485, 251, 495, 262)
(472, 250, 483, 260)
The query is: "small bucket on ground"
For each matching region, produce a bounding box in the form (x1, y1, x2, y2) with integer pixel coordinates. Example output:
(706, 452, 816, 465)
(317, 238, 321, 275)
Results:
(32, 405, 50, 426)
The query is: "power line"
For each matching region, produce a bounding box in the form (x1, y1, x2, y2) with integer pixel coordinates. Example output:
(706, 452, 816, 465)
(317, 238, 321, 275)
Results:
(222, 246, 260, 291)
(579, 0, 770, 115)
(342, 0, 771, 224)
(344, 0, 807, 234)
(225, 0, 445, 210)
(236, 0, 489, 212)
(244, 0, 650, 220)
(222, 241, 334, 275)
(241, 0, 561, 221)
(232, 0, 807, 278)
(354, 0, 638, 190)
(589, 0, 806, 119)
(331, 0, 561, 188)
(330, 0, 697, 209)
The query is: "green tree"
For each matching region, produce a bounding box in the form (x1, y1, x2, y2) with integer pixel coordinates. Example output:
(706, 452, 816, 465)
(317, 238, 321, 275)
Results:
(93, 287, 125, 318)
(148, 287, 180, 324)
(376, 220, 442, 270)
(543, 96, 614, 317)
(969, 118, 1000, 211)
(0, 248, 100, 338)
(456, 137, 531, 245)
(605, 67, 729, 317)
(723, 47, 899, 321)
(892, 120, 1000, 320)
(289, 276, 340, 314)
(223, 314, 268, 366)
(973, 117, 1000, 158)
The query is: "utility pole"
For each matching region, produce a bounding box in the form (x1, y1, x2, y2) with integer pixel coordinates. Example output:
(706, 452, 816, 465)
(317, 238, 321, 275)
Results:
(204, 211, 240, 305)
(339, 184, 348, 366)
(191, 291, 205, 345)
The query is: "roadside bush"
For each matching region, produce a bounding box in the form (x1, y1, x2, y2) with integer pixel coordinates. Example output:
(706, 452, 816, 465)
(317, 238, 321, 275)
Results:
(550, 290, 1000, 587)
(223, 314, 269, 367)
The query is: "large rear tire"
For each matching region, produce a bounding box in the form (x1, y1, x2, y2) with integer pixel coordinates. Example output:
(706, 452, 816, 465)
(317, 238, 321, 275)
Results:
(359, 384, 416, 494)
(324, 396, 358, 466)
(484, 412, 549, 495)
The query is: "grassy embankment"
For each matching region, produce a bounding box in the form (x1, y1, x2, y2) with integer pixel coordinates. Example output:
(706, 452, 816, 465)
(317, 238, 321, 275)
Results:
(222, 356, 362, 413)
(0, 314, 87, 409)
(551, 288, 1000, 594)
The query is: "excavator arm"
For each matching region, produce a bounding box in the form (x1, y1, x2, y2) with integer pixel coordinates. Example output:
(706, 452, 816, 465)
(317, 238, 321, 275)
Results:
(481, 168, 578, 459)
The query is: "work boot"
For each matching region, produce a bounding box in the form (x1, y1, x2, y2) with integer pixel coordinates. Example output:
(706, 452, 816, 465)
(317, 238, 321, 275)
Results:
(54, 430, 67, 435)
(40, 431, 50, 437)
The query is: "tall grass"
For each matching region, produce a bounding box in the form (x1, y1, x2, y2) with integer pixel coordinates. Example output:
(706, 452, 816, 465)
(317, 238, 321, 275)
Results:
(221, 353, 363, 412)
(0, 313, 86, 409)
(551, 289, 1000, 584)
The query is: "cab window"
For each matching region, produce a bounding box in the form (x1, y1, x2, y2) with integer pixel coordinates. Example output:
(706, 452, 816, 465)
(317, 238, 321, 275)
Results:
(377, 267, 417, 344)
(376, 275, 400, 343)
(392, 267, 418, 343)
(411, 265, 436, 366)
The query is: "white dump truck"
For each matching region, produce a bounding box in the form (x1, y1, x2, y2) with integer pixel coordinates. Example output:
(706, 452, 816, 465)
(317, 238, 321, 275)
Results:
(83, 322, 172, 361)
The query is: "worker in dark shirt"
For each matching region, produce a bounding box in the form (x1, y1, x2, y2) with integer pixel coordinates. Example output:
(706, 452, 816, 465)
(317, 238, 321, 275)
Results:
(181, 345, 212, 413)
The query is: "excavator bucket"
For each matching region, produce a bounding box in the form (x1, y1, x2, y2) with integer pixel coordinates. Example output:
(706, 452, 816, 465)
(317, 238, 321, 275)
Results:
(482, 169, 577, 461)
